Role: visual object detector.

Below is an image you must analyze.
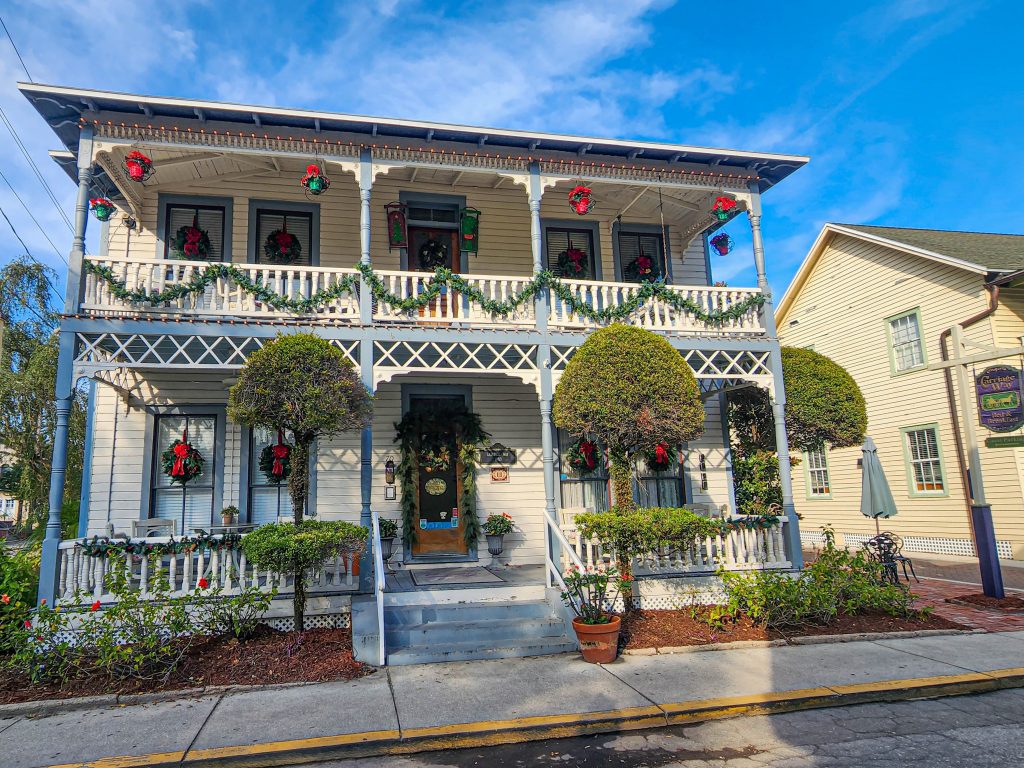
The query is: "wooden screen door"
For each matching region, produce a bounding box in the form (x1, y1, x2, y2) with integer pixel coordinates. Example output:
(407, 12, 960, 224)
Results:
(410, 397, 469, 558)
(409, 226, 460, 320)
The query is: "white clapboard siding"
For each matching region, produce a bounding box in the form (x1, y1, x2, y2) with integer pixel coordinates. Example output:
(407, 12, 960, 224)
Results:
(778, 233, 1024, 559)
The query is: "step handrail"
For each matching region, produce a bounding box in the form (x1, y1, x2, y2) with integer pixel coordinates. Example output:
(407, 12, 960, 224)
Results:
(368, 507, 387, 666)
(544, 513, 584, 592)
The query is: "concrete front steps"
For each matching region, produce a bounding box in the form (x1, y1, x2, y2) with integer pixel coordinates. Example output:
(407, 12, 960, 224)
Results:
(354, 583, 577, 665)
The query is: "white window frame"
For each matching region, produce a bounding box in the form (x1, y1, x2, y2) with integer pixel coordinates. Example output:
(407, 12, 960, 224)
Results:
(804, 446, 832, 499)
(887, 308, 926, 374)
(902, 424, 947, 496)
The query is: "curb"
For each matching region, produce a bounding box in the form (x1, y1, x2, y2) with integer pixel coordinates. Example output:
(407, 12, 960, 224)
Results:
(42, 666, 1024, 768)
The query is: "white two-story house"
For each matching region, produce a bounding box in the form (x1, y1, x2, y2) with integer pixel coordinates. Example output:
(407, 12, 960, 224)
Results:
(24, 83, 807, 664)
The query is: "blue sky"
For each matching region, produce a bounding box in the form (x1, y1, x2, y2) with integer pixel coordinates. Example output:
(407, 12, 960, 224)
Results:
(0, 0, 1021, 299)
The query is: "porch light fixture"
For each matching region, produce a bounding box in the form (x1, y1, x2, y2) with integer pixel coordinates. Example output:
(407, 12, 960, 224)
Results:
(460, 207, 481, 254)
(385, 202, 408, 250)
(384, 457, 396, 485)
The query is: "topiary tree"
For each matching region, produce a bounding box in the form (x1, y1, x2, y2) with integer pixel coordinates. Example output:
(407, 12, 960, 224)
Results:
(228, 333, 373, 523)
(240, 520, 368, 632)
(554, 324, 705, 511)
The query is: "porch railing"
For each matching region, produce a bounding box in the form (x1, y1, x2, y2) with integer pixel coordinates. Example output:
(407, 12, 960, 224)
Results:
(81, 256, 765, 335)
(559, 516, 791, 576)
(56, 536, 360, 605)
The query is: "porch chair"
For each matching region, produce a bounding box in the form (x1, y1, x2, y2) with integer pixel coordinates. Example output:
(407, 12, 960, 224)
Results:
(864, 532, 918, 584)
(131, 518, 178, 538)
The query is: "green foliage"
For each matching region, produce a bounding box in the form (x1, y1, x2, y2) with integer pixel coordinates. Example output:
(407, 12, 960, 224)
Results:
(576, 507, 720, 568)
(198, 583, 276, 642)
(378, 517, 399, 539)
(719, 528, 918, 629)
(554, 324, 704, 511)
(728, 347, 867, 455)
(229, 334, 373, 522)
(241, 520, 367, 631)
(732, 451, 783, 515)
(482, 513, 514, 536)
(0, 545, 39, 653)
(560, 565, 630, 624)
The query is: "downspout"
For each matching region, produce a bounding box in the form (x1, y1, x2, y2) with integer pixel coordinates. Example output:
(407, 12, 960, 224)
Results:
(938, 284, 1000, 530)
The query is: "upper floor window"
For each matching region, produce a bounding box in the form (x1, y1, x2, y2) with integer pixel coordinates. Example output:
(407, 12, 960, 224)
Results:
(253, 207, 315, 266)
(617, 230, 665, 283)
(546, 227, 597, 280)
(888, 309, 925, 373)
(805, 447, 831, 497)
(904, 425, 946, 495)
(164, 203, 226, 261)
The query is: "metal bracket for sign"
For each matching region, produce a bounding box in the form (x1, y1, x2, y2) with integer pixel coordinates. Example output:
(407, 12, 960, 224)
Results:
(480, 442, 517, 465)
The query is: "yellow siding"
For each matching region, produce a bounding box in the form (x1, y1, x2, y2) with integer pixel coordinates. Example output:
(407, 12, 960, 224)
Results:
(778, 233, 1024, 559)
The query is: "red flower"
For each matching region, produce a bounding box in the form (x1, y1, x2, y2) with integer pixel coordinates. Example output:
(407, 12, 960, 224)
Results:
(40, 599, 45, 606)
(637, 256, 653, 274)
(198, 577, 209, 589)
(24, 620, 31, 629)
(712, 196, 737, 212)
(1, 594, 9, 605)
(91, 600, 101, 612)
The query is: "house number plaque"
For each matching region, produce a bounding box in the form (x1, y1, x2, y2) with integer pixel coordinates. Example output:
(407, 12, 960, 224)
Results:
(480, 442, 516, 465)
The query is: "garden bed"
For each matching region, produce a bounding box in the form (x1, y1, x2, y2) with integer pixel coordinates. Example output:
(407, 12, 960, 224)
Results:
(622, 608, 967, 650)
(0, 625, 371, 705)
(947, 593, 1024, 612)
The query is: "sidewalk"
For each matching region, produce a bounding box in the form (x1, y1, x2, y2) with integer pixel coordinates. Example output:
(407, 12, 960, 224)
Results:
(1, 631, 1022, 768)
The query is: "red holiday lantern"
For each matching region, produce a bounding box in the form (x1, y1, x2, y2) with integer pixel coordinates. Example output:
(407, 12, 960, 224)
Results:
(385, 202, 409, 249)
(123, 150, 153, 183)
(301, 164, 331, 195)
(710, 233, 734, 256)
(568, 184, 594, 215)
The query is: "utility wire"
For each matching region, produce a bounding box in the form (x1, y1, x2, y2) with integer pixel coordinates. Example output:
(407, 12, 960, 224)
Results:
(0, 14, 31, 82)
(0, 166, 68, 265)
(0, 205, 65, 305)
(0, 106, 74, 233)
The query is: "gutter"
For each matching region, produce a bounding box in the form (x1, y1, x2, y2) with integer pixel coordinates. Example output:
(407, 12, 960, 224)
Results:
(938, 284, 1000, 535)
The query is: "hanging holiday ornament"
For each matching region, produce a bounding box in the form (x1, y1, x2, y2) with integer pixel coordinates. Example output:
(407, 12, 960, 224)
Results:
(385, 202, 409, 249)
(263, 224, 301, 264)
(160, 432, 204, 485)
(123, 150, 153, 183)
(89, 198, 115, 222)
(711, 196, 737, 222)
(709, 232, 734, 256)
(301, 164, 331, 195)
(259, 432, 293, 484)
(568, 184, 594, 215)
(460, 207, 481, 254)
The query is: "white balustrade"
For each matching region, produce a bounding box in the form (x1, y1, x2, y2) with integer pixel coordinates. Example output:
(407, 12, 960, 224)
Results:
(55, 537, 361, 606)
(558, 515, 790, 576)
(81, 257, 762, 335)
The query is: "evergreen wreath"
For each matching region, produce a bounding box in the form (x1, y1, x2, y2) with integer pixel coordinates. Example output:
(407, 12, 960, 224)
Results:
(85, 260, 767, 325)
(418, 238, 449, 270)
(558, 247, 591, 279)
(394, 401, 490, 546)
(623, 253, 659, 283)
(566, 438, 602, 477)
(419, 446, 451, 474)
(259, 438, 292, 484)
(642, 442, 675, 473)
(172, 223, 212, 260)
(263, 228, 302, 264)
(161, 438, 204, 485)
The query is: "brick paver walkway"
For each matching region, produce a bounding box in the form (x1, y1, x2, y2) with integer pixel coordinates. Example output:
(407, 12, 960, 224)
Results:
(912, 577, 1024, 632)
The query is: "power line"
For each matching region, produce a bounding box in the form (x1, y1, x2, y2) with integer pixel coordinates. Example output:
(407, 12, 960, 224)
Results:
(0, 14, 31, 82)
(0, 205, 64, 306)
(0, 106, 74, 233)
(0, 166, 68, 265)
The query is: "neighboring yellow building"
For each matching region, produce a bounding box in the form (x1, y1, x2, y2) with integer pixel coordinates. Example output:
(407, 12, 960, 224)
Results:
(777, 224, 1024, 560)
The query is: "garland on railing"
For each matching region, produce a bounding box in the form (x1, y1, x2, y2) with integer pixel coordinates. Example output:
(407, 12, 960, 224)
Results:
(711, 514, 780, 534)
(83, 260, 767, 326)
(80, 532, 244, 558)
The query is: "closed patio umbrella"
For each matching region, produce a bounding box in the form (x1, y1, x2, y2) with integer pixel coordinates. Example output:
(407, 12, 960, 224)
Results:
(860, 436, 898, 534)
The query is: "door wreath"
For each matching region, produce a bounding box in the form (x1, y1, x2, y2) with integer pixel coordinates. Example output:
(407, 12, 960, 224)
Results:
(418, 238, 449, 270)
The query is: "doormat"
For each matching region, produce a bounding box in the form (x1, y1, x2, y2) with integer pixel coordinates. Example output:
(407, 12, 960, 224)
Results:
(411, 567, 505, 586)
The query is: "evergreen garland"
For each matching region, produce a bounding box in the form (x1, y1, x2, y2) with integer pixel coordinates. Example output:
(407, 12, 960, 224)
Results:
(81, 532, 243, 558)
(84, 260, 766, 325)
(712, 513, 780, 534)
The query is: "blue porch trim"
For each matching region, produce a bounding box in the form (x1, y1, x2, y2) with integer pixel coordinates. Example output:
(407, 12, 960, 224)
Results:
(76, 380, 97, 538)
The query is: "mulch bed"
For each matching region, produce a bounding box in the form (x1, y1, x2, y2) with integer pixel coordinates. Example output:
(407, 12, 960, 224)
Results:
(0, 625, 372, 706)
(622, 608, 968, 650)
(947, 593, 1024, 612)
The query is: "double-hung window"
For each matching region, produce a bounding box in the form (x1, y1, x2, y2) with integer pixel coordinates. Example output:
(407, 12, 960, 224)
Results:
(248, 427, 295, 525)
(904, 425, 945, 494)
(617, 230, 665, 283)
(151, 414, 217, 532)
(633, 448, 684, 507)
(545, 227, 597, 279)
(805, 447, 831, 497)
(888, 310, 925, 373)
(557, 429, 610, 512)
(163, 203, 227, 261)
(253, 207, 315, 266)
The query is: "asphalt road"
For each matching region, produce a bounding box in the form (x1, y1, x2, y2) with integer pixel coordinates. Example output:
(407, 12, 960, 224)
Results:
(302, 689, 1024, 767)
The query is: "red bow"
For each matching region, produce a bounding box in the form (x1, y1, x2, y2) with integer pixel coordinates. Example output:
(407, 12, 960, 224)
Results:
(580, 440, 597, 470)
(171, 443, 191, 476)
(271, 444, 290, 476)
(655, 443, 669, 464)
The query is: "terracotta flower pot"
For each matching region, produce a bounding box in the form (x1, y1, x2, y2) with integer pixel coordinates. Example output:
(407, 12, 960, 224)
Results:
(572, 615, 621, 663)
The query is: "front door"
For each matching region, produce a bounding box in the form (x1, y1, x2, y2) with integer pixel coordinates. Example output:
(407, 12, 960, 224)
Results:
(409, 226, 460, 320)
(410, 397, 470, 558)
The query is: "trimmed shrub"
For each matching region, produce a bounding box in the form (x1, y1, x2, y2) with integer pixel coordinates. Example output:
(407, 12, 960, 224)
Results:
(576, 507, 719, 568)
(732, 450, 783, 515)
(0, 545, 39, 654)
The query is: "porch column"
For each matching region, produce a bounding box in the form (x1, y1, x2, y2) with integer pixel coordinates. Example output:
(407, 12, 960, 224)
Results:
(358, 148, 374, 325)
(529, 162, 549, 332)
(539, 345, 559, 587)
(746, 188, 769, 293)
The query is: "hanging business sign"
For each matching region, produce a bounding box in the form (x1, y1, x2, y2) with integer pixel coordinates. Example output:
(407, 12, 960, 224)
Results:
(975, 365, 1024, 433)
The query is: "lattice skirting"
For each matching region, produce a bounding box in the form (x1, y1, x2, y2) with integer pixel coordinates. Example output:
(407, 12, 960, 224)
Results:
(801, 530, 1015, 560)
(265, 611, 351, 632)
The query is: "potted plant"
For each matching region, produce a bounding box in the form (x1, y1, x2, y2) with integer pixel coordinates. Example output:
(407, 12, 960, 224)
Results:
(220, 506, 239, 527)
(482, 513, 514, 562)
(560, 565, 631, 663)
(378, 517, 398, 571)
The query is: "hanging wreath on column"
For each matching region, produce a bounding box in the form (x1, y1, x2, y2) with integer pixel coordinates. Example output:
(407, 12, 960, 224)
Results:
(263, 226, 302, 264)
(568, 184, 594, 215)
(566, 438, 602, 477)
(709, 233, 733, 256)
(418, 238, 449, 270)
(259, 432, 293, 484)
(161, 434, 204, 485)
(123, 150, 154, 183)
(301, 164, 331, 195)
(89, 198, 115, 222)
(558, 245, 592, 279)
(624, 253, 659, 282)
(642, 443, 675, 473)
(711, 196, 737, 222)
(171, 216, 212, 260)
